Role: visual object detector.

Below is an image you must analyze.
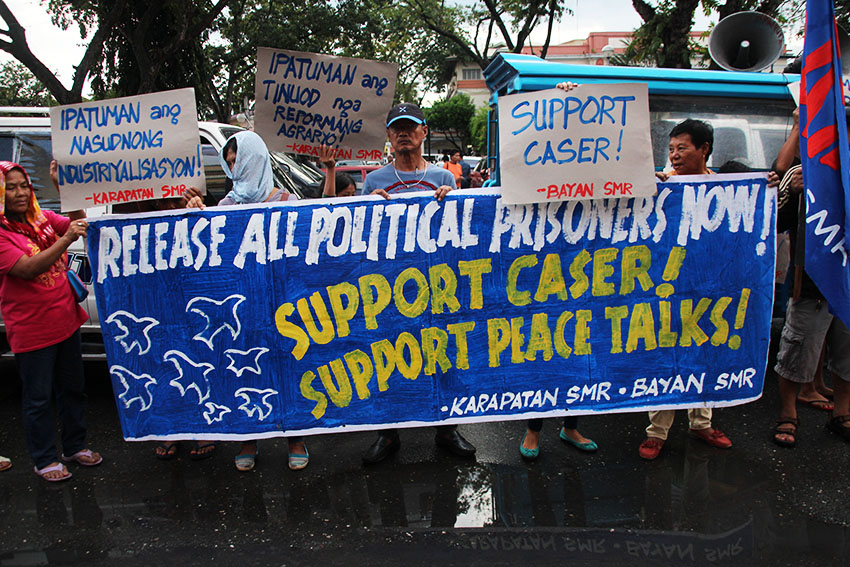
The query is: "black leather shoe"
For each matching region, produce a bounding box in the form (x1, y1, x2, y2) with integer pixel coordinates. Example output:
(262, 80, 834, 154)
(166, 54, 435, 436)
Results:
(362, 432, 401, 464)
(435, 429, 476, 457)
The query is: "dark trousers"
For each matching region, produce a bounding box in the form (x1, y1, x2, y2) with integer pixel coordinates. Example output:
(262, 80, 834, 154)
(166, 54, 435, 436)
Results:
(16, 330, 87, 469)
(527, 415, 578, 432)
(377, 425, 456, 438)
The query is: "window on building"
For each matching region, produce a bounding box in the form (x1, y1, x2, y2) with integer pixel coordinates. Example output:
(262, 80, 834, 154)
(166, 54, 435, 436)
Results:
(462, 68, 482, 80)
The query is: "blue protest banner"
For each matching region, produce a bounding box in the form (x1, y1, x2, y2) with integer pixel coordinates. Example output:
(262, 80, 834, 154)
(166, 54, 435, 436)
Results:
(89, 174, 774, 441)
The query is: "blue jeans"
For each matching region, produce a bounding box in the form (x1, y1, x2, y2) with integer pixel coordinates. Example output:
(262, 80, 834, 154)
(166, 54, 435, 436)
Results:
(16, 330, 87, 469)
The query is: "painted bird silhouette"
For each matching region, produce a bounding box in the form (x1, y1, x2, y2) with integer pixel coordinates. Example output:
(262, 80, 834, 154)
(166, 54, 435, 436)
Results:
(225, 347, 269, 377)
(111, 366, 157, 411)
(104, 310, 159, 355)
(186, 294, 246, 349)
(164, 350, 215, 404)
(202, 402, 231, 424)
(234, 388, 278, 421)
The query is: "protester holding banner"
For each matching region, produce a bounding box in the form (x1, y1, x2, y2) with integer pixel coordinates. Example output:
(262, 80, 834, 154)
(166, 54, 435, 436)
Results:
(186, 130, 308, 470)
(360, 103, 475, 464)
(638, 119, 732, 461)
(520, 416, 597, 460)
(361, 103, 455, 200)
(0, 160, 101, 481)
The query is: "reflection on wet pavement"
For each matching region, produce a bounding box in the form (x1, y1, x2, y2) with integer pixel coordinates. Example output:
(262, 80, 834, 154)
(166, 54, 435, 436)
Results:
(1, 364, 849, 566)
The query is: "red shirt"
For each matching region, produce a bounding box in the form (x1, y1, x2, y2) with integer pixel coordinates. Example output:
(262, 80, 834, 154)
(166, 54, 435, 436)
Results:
(0, 210, 88, 353)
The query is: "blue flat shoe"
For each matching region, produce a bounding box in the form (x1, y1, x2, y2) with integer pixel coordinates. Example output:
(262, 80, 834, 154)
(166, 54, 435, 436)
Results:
(234, 451, 257, 472)
(288, 448, 309, 471)
(519, 431, 539, 461)
(560, 428, 598, 452)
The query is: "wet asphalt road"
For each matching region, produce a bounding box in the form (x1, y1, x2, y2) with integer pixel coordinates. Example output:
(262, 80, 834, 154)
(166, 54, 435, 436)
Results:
(0, 356, 848, 567)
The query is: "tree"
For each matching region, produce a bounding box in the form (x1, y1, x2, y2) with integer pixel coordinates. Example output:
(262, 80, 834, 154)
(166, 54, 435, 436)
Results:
(0, 61, 55, 106)
(618, 0, 787, 69)
(401, 0, 570, 72)
(424, 93, 475, 152)
(0, 0, 126, 104)
(204, 0, 341, 122)
(469, 103, 489, 155)
(334, 0, 466, 104)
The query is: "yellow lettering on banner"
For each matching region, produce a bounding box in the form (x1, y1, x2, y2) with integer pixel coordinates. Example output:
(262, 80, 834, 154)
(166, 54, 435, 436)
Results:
(575, 309, 592, 355)
(507, 254, 537, 306)
(605, 305, 629, 354)
(394, 267, 429, 318)
(300, 370, 327, 418)
(569, 250, 591, 299)
(525, 312, 553, 361)
(422, 327, 451, 375)
(327, 282, 359, 337)
(534, 254, 568, 303)
(430, 264, 461, 314)
(371, 339, 396, 391)
(344, 349, 373, 399)
(710, 296, 733, 346)
(510, 316, 526, 363)
(458, 258, 492, 309)
(447, 322, 475, 369)
(297, 292, 335, 344)
(620, 245, 653, 295)
(680, 298, 711, 346)
(359, 273, 391, 329)
(659, 300, 678, 347)
(395, 332, 423, 378)
(592, 248, 617, 296)
(318, 359, 352, 408)
(554, 310, 574, 359)
(487, 317, 510, 367)
(626, 302, 657, 352)
(275, 302, 310, 360)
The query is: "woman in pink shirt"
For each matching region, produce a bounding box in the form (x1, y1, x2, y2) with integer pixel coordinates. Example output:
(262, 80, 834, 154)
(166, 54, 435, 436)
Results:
(0, 161, 101, 481)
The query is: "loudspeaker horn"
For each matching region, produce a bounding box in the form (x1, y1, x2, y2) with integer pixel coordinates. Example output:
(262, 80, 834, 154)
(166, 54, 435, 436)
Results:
(709, 11, 785, 72)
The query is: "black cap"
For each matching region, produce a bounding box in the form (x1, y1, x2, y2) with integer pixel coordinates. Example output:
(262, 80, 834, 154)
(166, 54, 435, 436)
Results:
(386, 103, 426, 127)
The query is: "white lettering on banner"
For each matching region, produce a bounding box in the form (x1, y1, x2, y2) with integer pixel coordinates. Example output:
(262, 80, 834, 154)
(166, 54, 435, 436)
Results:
(806, 189, 850, 266)
(447, 388, 559, 416)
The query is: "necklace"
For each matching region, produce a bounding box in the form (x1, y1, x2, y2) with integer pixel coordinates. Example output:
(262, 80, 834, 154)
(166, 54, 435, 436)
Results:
(392, 159, 427, 188)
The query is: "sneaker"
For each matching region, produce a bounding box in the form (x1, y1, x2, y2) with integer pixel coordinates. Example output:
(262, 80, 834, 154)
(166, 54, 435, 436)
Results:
(688, 427, 732, 449)
(638, 437, 665, 460)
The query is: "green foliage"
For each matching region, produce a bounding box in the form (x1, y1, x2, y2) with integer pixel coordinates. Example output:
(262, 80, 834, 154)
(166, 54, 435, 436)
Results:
(0, 62, 55, 106)
(469, 104, 490, 156)
(424, 93, 475, 151)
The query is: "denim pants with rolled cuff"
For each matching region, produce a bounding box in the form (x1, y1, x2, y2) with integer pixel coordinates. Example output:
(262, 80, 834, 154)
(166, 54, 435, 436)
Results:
(16, 330, 87, 469)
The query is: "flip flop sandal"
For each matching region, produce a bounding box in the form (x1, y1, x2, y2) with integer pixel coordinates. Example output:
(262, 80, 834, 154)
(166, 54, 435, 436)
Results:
(34, 462, 72, 482)
(234, 451, 257, 472)
(61, 449, 103, 467)
(189, 441, 217, 461)
(797, 398, 834, 411)
(773, 417, 799, 448)
(155, 442, 179, 461)
(0, 456, 11, 472)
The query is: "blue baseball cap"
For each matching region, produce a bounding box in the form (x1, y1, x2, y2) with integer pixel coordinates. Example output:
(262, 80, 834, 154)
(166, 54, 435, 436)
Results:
(386, 103, 426, 127)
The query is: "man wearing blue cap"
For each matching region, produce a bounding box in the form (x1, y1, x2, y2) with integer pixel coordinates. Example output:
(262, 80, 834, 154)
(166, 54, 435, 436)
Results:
(361, 103, 456, 199)
(360, 103, 476, 464)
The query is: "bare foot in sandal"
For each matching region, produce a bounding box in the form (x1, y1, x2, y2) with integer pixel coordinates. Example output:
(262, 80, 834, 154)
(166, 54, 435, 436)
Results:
(773, 417, 798, 447)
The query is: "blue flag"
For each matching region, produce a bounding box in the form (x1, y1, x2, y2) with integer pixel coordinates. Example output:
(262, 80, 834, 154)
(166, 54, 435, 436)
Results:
(800, 0, 850, 327)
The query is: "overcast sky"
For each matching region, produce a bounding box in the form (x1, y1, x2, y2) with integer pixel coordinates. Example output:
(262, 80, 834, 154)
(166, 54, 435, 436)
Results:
(0, 0, 802, 94)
